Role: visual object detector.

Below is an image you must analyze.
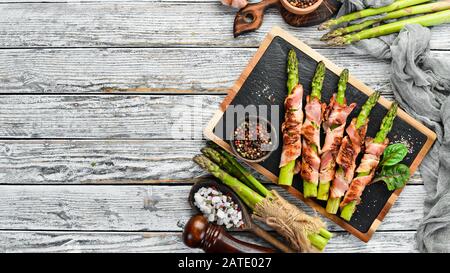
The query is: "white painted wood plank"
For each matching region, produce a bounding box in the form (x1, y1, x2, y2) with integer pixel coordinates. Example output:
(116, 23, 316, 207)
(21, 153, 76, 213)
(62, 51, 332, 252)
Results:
(0, 230, 417, 253)
(0, 139, 424, 185)
(0, 184, 424, 231)
(0, 95, 220, 139)
(8, 48, 448, 95)
(0, 2, 447, 49)
(0, 47, 408, 95)
(0, 91, 435, 139)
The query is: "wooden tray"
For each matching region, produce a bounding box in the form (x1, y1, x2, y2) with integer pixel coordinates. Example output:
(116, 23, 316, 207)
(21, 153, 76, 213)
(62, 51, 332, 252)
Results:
(203, 27, 436, 242)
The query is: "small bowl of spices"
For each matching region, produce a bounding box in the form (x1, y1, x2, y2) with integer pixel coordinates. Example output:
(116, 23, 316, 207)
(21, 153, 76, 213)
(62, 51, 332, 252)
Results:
(281, 0, 323, 15)
(230, 116, 277, 163)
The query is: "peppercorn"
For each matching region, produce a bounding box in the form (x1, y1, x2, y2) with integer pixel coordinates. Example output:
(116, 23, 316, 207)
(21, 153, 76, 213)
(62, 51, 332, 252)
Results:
(233, 119, 272, 160)
(287, 0, 318, 9)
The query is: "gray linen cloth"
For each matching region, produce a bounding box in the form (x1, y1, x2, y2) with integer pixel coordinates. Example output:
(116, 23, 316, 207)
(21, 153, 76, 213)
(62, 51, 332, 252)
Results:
(336, 0, 450, 252)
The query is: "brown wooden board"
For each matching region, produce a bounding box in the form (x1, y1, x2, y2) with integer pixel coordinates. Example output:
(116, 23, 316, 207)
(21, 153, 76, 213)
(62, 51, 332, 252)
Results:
(204, 27, 436, 242)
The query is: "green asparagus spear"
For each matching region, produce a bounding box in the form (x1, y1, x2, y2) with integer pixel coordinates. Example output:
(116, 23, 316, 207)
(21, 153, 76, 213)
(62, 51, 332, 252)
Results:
(322, 20, 376, 41)
(193, 155, 264, 209)
(201, 147, 258, 192)
(303, 61, 326, 198)
(356, 91, 381, 129)
(287, 49, 299, 94)
(279, 49, 300, 186)
(317, 69, 349, 201)
(340, 103, 399, 221)
(318, 0, 431, 30)
(325, 91, 380, 214)
(336, 69, 348, 106)
(202, 146, 269, 197)
(310, 61, 325, 101)
(328, 9, 450, 45)
(321, 1, 450, 40)
(374, 103, 398, 143)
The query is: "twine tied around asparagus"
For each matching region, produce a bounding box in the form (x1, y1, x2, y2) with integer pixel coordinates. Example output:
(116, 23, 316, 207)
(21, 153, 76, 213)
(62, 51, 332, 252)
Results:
(253, 190, 325, 253)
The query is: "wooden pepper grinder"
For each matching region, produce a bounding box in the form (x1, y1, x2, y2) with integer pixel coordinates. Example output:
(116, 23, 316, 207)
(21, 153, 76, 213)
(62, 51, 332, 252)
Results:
(183, 214, 276, 253)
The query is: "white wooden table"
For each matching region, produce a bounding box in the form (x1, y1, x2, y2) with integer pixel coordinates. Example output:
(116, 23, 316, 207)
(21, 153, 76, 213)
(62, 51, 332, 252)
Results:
(0, 0, 448, 253)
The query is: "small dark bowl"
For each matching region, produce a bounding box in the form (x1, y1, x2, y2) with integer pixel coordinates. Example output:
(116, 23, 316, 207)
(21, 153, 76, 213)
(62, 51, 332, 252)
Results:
(188, 180, 252, 231)
(229, 116, 278, 164)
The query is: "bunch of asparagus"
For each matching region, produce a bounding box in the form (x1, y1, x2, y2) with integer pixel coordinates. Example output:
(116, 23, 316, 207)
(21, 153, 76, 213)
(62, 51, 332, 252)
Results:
(194, 143, 332, 252)
(319, 0, 450, 45)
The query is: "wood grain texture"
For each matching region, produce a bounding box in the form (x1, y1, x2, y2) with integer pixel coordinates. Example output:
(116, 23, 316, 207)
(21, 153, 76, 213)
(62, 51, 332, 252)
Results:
(3, 48, 445, 95)
(0, 139, 424, 185)
(0, 2, 447, 49)
(0, 185, 424, 231)
(0, 91, 442, 139)
(0, 95, 220, 139)
(0, 0, 443, 252)
(0, 230, 417, 253)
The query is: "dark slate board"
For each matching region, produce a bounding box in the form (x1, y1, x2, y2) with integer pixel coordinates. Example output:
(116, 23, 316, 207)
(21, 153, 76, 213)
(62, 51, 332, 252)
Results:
(212, 36, 427, 234)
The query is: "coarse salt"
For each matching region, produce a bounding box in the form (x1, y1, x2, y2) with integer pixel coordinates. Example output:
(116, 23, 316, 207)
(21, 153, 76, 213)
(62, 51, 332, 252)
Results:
(193, 186, 244, 229)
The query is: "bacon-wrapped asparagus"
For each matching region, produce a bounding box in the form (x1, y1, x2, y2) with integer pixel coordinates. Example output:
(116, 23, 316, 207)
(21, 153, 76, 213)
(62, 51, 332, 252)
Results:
(317, 69, 356, 201)
(301, 61, 326, 198)
(340, 103, 398, 221)
(326, 91, 380, 214)
(279, 49, 303, 186)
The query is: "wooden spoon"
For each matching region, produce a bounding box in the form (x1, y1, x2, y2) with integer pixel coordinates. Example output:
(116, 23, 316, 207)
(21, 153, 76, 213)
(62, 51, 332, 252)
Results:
(188, 180, 294, 253)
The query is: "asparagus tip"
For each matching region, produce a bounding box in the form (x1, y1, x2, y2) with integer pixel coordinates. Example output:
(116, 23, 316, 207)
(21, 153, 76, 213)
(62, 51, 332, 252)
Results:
(321, 31, 339, 41)
(318, 20, 334, 30)
(193, 155, 208, 169)
(317, 60, 326, 69)
(288, 48, 297, 59)
(327, 36, 346, 46)
(373, 91, 381, 100)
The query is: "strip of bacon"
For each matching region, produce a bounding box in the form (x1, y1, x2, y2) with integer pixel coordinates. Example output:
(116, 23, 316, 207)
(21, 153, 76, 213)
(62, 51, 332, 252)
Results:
(340, 138, 389, 207)
(319, 95, 356, 185)
(300, 96, 324, 185)
(329, 118, 367, 199)
(279, 85, 304, 168)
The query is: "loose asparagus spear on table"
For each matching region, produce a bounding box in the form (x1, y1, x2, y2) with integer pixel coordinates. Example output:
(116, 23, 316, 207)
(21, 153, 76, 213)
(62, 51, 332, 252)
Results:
(317, 69, 356, 201)
(278, 49, 302, 186)
(340, 103, 399, 221)
(326, 91, 380, 214)
(328, 9, 450, 45)
(321, 1, 450, 40)
(318, 0, 432, 30)
(301, 61, 326, 198)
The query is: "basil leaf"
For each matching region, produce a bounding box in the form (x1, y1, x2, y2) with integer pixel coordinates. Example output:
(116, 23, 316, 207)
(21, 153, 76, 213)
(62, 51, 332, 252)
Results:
(380, 143, 408, 166)
(373, 164, 410, 191)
